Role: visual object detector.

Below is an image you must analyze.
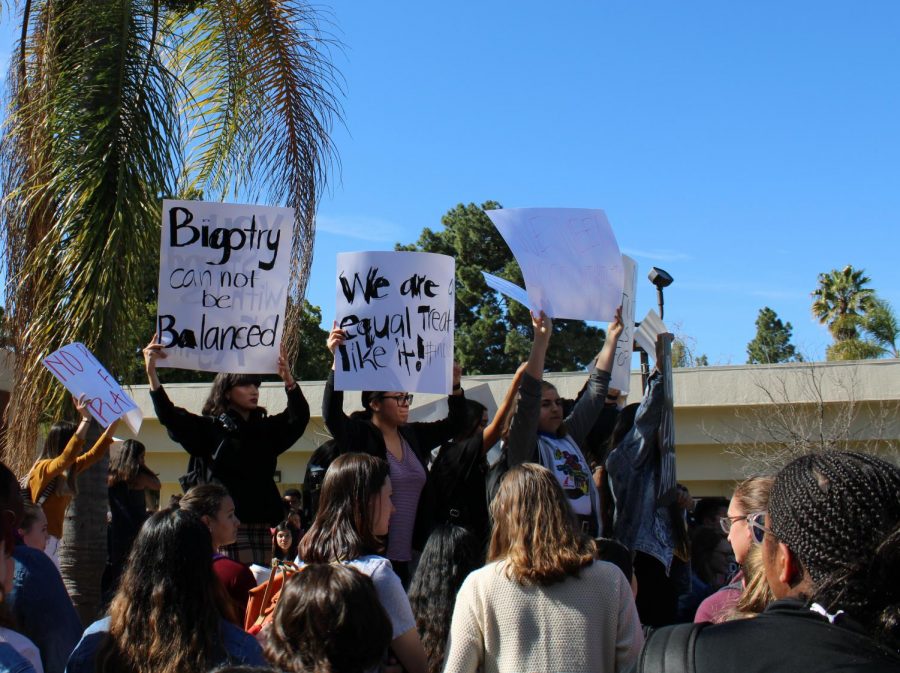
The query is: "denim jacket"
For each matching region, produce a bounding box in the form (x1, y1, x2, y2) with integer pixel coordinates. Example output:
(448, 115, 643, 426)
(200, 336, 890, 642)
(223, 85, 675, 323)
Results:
(606, 371, 676, 572)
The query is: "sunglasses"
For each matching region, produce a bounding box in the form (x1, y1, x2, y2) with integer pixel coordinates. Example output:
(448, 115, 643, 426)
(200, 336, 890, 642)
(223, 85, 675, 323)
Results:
(379, 394, 414, 406)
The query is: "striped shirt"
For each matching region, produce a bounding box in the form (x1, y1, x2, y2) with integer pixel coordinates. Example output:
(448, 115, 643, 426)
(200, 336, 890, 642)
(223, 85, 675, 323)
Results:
(385, 438, 426, 562)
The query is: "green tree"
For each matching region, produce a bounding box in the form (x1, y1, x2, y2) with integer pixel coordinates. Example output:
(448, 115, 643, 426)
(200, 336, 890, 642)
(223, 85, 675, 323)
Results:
(1, 0, 339, 619)
(293, 300, 332, 381)
(863, 297, 899, 358)
(397, 201, 604, 374)
(671, 338, 709, 368)
(811, 266, 875, 360)
(746, 307, 802, 364)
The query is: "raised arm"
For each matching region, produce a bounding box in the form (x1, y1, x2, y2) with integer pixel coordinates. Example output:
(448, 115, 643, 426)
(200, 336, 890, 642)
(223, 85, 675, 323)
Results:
(74, 419, 118, 474)
(323, 323, 355, 450)
(143, 333, 165, 391)
(265, 343, 311, 454)
(565, 307, 624, 445)
(32, 395, 92, 488)
(505, 312, 552, 468)
(482, 362, 526, 451)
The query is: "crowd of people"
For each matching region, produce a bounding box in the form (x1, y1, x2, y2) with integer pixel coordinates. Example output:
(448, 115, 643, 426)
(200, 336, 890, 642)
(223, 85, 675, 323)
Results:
(0, 313, 896, 673)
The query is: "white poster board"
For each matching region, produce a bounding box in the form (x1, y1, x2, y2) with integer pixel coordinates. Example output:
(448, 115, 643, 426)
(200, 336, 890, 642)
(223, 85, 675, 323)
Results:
(334, 251, 455, 394)
(484, 208, 624, 321)
(634, 309, 668, 362)
(156, 200, 293, 373)
(43, 343, 142, 433)
(610, 255, 637, 393)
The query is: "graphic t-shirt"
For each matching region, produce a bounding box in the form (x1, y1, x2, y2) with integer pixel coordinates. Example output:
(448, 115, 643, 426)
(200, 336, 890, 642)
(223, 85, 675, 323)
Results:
(537, 433, 592, 516)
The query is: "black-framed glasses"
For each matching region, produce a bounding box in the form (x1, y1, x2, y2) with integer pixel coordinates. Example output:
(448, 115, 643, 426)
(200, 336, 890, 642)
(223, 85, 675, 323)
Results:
(380, 394, 413, 406)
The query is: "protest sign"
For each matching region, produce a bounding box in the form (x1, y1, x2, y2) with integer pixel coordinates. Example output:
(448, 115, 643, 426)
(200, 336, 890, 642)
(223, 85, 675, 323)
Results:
(610, 255, 637, 393)
(43, 343, 142, 433)
(156, 200, 292, 373)
(484, 208, 624, 321)
(634, 309, 668, 362)
(334, 251, 455, 394)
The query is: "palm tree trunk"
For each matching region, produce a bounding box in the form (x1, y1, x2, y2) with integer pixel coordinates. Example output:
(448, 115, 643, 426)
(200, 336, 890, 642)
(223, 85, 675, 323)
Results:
(59, 421, 108, 623)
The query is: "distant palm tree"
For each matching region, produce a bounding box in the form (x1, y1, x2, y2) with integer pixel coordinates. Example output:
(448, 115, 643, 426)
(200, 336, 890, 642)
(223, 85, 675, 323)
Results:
(864, 298, 900, 359)
(811, 266, 875, 350)
(1, 0, 340, 620)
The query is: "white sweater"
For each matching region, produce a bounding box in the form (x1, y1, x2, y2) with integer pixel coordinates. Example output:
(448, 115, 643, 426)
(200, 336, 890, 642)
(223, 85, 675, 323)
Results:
(443, 559, 643, 673)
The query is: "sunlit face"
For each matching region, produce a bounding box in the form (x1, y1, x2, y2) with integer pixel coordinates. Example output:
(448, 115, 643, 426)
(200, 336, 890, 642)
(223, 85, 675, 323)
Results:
(205, 496, 240, 548)
(371, 478, 395, 537)
(538, 387, 564, 434)
(275, 529, 293, 552)
(227, 382, 260, 414)
(372, 393, 410, 427)
(20, 509, 49, 552)
(726, 497, 753, 565)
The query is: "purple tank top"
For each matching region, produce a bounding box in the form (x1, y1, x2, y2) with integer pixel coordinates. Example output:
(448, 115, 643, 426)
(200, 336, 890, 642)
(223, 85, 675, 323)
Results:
(385, 437, 426, 562)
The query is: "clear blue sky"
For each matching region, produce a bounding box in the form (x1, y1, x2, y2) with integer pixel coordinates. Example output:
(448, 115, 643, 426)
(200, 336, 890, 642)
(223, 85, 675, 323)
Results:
(3, 2, 899, 364)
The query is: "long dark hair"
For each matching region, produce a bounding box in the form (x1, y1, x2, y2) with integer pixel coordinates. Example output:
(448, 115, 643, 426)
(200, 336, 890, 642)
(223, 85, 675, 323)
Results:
(456, 400, 486, 442)
(202, 373, 265, 417)
(408, 525, 480, 673)
(96, 507, 233, 673)
(37, 421, 79, 495)
(298, 453, 389, 563)
(108, 439, 146, 486)
(768, 451, 900, 649)
(264, 564, 391, 673)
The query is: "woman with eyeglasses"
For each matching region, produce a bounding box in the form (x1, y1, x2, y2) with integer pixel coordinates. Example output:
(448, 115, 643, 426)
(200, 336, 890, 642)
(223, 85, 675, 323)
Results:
(695, 475, 775, 624)
(325, 325, 466, 585)
(143, 335, 310, 565)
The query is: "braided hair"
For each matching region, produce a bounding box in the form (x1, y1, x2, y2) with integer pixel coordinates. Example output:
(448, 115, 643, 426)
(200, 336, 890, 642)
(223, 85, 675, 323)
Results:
(768, 451, 900, 648)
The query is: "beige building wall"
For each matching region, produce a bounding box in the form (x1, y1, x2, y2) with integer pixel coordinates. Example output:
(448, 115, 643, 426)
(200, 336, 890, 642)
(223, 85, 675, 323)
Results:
(113, 358, 900, 504)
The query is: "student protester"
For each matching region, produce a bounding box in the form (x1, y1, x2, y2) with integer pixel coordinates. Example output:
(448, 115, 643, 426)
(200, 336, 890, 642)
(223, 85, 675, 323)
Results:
(143, 335, 310, 565)
(179, 484, 256, 623)
(101, 439, 160, 606)
(0, 462, 81, 673)
(429, 366, 525, 547)
(500, 309, 623, 537)
(270, 521, 297, 562)
(634, 451, 900, 673)
(24, 395, 116, 563)
(66, 507, 265, 673)
(694, 475, 774, 624)
(408, 525, 481, 673)
(605, 363, 689, 627)
(324, 325, 466, 584)
(0, 514, 43, 673)
(263, 564, 392, 673)
(297, 453, 427, 673)
(443, 464, 643, 673)
(16, 506, 48, 554)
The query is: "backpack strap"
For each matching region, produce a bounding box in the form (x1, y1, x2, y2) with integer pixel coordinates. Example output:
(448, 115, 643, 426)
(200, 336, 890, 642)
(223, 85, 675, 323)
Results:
(637, 622, 707, 673)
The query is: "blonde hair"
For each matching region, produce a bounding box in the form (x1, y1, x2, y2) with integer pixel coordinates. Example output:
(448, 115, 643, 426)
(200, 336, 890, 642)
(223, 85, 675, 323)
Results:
(732, 475, 775, 515)
(488, 464, 594, 586)
(728, 544, 774, 620)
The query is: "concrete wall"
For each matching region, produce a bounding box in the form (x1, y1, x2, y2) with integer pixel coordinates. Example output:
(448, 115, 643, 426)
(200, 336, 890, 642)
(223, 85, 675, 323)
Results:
(111, 358, 900, 503)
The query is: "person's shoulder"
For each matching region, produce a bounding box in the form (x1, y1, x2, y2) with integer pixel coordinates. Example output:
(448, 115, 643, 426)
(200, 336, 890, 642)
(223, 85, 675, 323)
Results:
(220, 619, 264, 660)
(348, 554, 395, 579)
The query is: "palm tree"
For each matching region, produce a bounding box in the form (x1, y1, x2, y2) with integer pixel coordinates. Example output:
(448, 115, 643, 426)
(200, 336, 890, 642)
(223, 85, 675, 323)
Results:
(811, 266, 875, 359)
(1, 0, 340, 620)
(864, 297, 900, 358)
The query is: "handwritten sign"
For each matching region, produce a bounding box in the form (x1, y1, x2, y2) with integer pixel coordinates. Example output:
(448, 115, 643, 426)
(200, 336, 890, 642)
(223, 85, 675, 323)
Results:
(156, 200, 292, 373)
(334, 251, 455, 394)
(610, 255, 637, 393)
(43, 343, 142, 433)
(484, 208, 624, 321)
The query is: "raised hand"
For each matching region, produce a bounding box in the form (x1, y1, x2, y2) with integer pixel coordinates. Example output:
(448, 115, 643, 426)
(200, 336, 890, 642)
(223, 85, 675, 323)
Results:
(143, 333, 166, 390)
(278, 342, 296, 388)
(327, 321, 347, 371)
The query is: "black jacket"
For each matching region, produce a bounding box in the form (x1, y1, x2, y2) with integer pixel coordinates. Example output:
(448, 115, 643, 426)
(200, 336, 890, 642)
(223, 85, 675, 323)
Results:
(692, 598, 900, 673)
(322, 370, 466, 551)
(150, 384, 310, 525)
